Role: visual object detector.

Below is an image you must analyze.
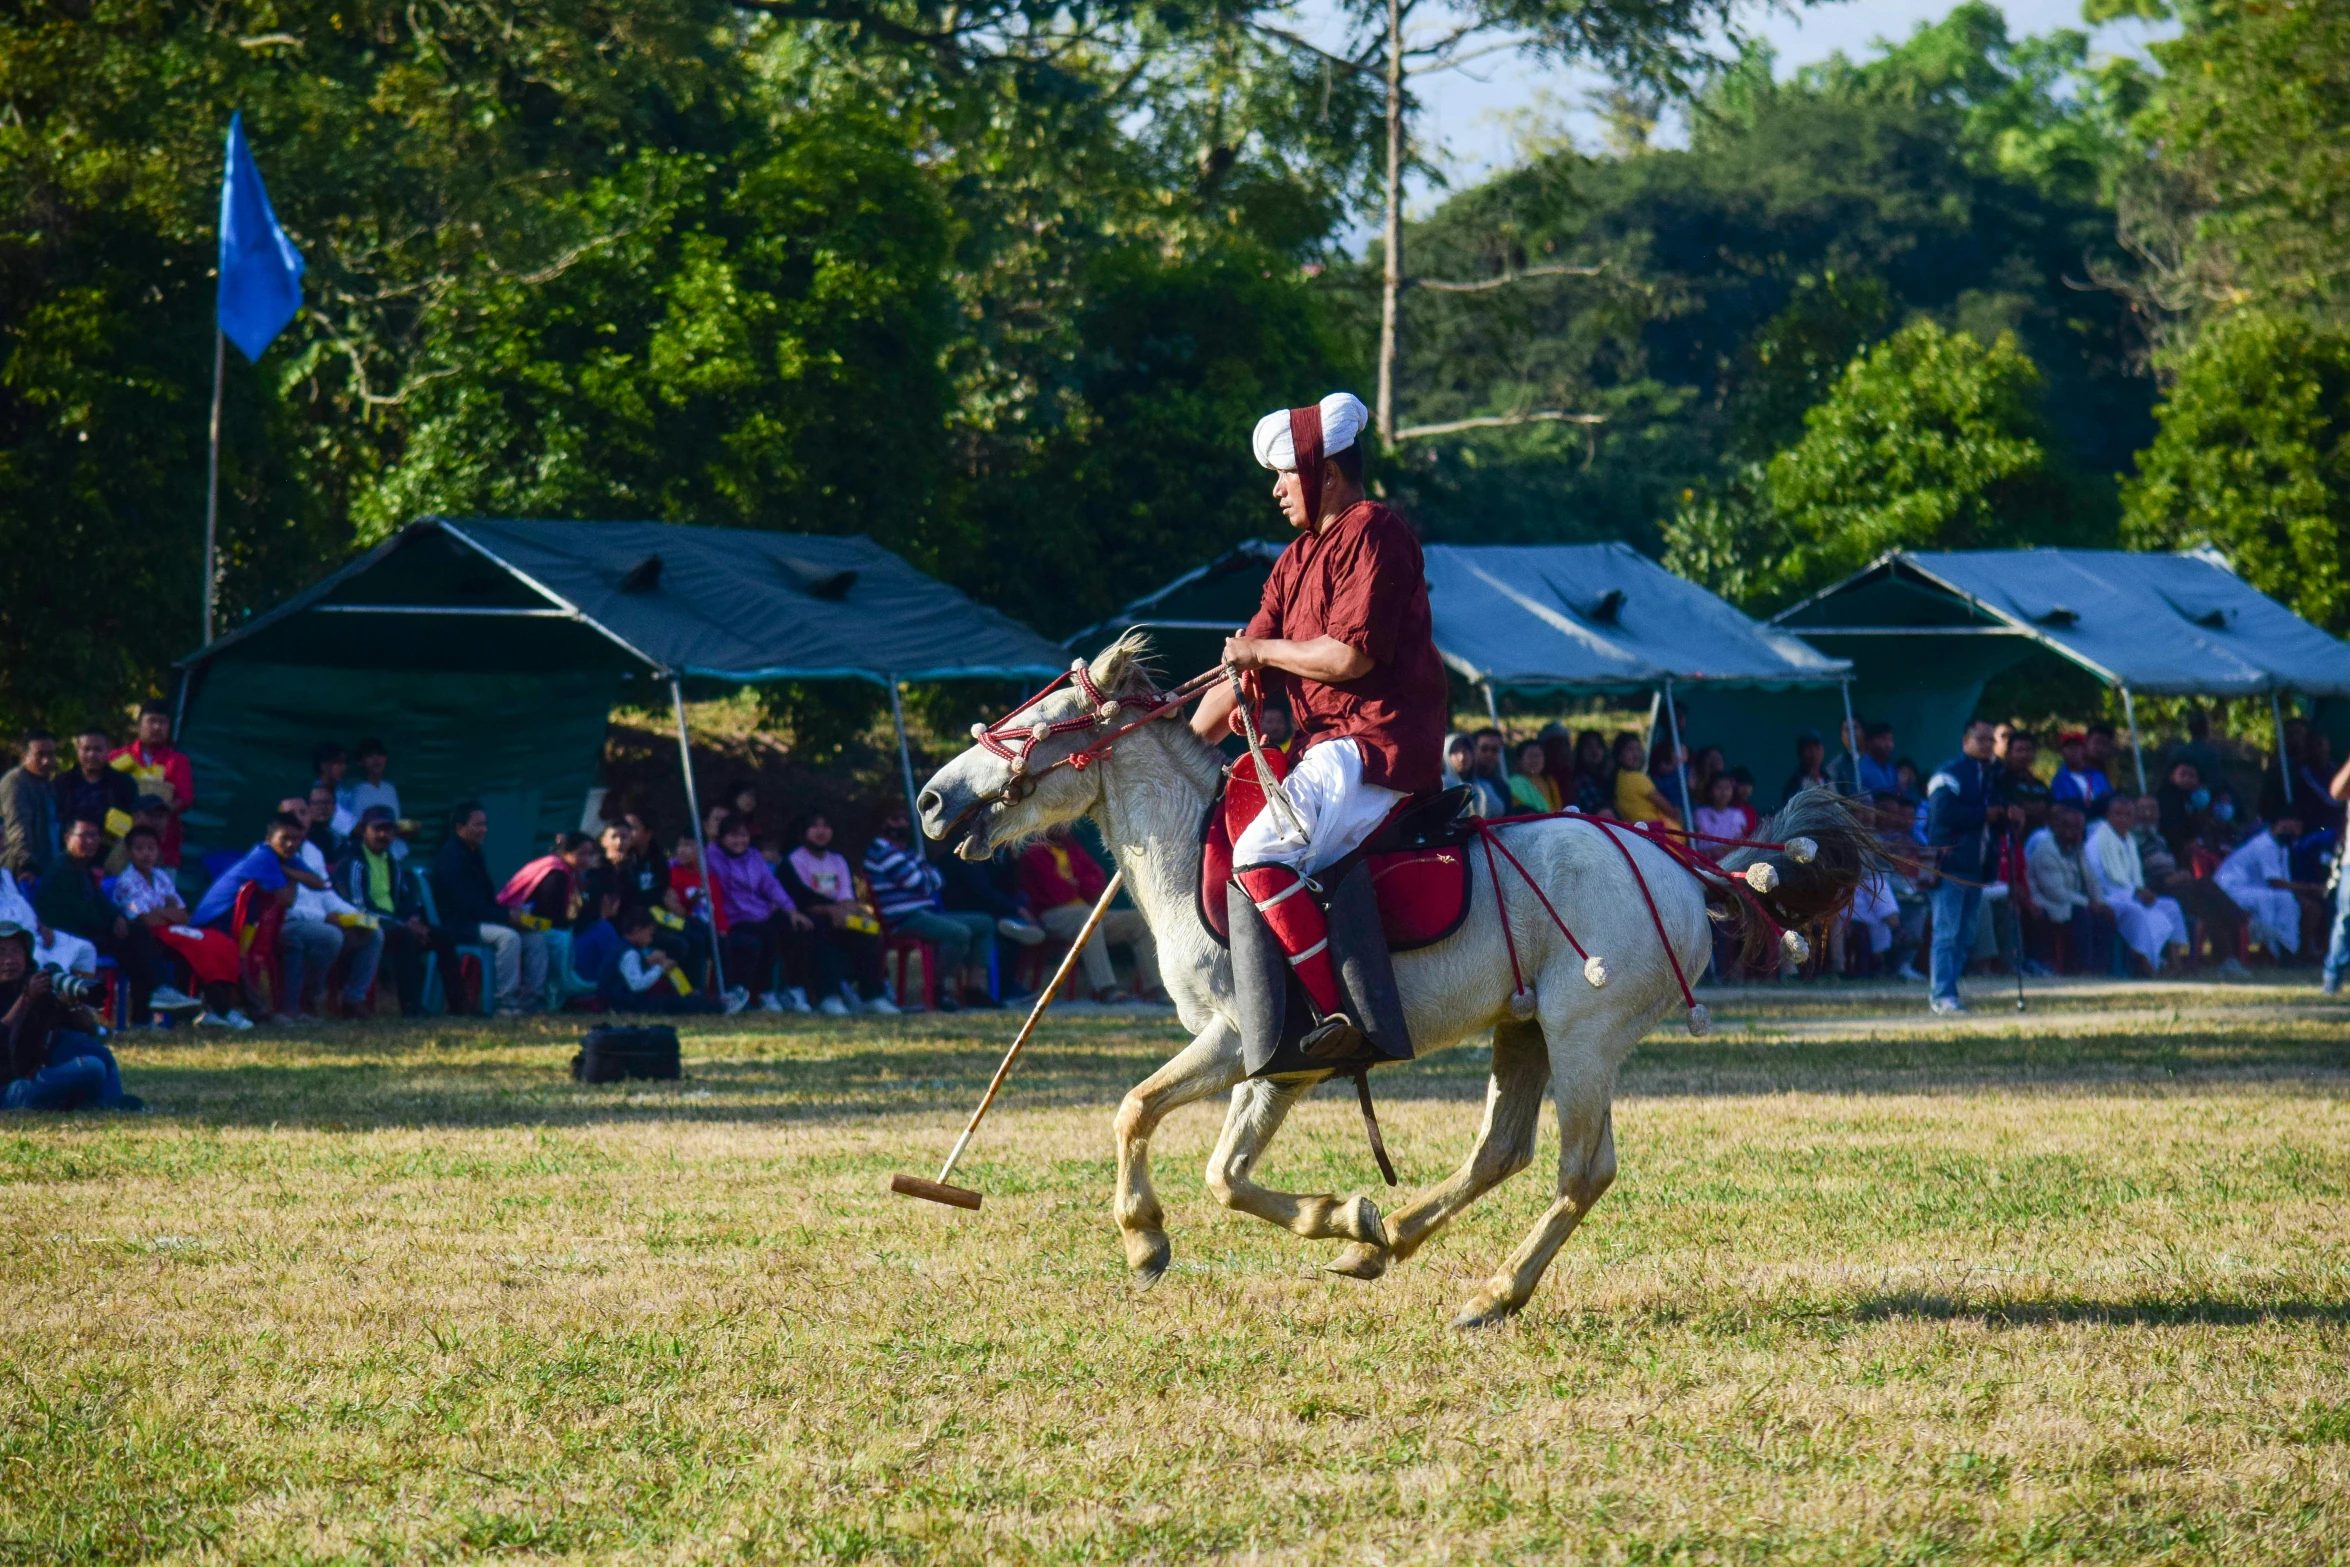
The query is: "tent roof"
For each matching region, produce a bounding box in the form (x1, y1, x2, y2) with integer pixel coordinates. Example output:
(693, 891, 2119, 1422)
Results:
(182, 518, 1070, 684)
(1075, 539, 1847, 691)
(1772, 549, 2350, 697)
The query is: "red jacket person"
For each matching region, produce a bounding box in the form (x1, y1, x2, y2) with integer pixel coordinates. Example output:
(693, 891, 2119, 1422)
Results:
(1190, 391, 1447, 1075)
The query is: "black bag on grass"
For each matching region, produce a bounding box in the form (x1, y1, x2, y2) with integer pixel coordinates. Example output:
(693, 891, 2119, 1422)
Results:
(572, 1025, 682, 1083)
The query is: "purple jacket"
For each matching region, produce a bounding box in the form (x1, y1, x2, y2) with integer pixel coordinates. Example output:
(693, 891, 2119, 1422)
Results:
(707, 844, 797, 926)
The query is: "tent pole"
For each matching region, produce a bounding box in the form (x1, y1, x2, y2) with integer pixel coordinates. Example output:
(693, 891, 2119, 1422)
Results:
(670, 676, 726, 995)
(1482, 681, 1501, 731)
(1837, 677, 1860, 789)
(203, 327, 223, 645)
(1643, 690, 1661, 752)
(2120, 685, 2149, 796)
(1663, 676, 1694, 827)
(2270, 689, 2294, 805)
(890, 678, 925, 861)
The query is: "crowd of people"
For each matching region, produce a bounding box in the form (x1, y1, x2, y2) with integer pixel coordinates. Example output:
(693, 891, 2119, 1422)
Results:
(1439, 703, 2350, 1011)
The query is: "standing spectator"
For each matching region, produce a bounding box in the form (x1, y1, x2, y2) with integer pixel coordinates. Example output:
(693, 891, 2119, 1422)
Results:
(337, 807, 449, 1017)
(1851, 722, 1900, 797)
(1924, 719, 2002, 1013)
(430, 802, 537, 1013)
(55, 729, 135, 842)
(2216, 813, 2324, 959)
(782, 813, 894, 1016)
(34, 818, 203, 1022)
(110, 826, 250, 1028)
(1612, 732, 1678, 827)
(1507, 737, 1560, 813)
(2083, 722, 2122, 791)
(2322, 751, 2350, 994)
(312, 744, 360, 838)
(2085, 797, 2189, 975)
(2050, 732, 2114, 809)
(109, 703, 195, 869)
(1, 923, 139, 1113)
(865, 809, 997, 1012)
(337, 739, 400, 827)
(707, 812, 812, 1013)
(103, 796, 176, 877)
(1780, 730, 1828, 807)
(1998, 731, 2050, 815)
(277, 795, 383, 1020)
(1019, 824, 1164, 1003)
(1571, 730, 1613, 816)
(0, 731, 60, 878)
(1691, 772, 1747, 858)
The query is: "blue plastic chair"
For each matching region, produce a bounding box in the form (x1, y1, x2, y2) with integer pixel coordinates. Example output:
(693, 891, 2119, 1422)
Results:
(410, 873, 494, 1017)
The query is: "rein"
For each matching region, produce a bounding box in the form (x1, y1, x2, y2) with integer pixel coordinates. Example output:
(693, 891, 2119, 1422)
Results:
(966, 660, 1221, 809)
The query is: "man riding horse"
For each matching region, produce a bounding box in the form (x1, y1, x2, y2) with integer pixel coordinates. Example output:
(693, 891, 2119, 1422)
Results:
(1188, 391, 1450, 1078)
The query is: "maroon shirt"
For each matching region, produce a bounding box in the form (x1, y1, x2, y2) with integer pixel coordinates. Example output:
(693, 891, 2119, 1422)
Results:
(1243, 500, 1447, 794)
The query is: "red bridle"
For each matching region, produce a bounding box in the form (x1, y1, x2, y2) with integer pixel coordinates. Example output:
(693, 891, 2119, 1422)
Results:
(967, 659, 1218, 807)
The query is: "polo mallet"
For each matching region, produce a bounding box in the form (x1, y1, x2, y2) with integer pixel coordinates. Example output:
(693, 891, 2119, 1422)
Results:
(890, 868, 1128, 1210)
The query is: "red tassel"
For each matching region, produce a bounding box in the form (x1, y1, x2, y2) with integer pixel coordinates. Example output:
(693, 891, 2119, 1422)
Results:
(1234, 863, 1343, 1016)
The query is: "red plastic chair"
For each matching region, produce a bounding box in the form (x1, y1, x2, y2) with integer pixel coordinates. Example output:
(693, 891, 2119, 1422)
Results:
(231, 882, 286, 1016)
(881, 932, 939, 1011)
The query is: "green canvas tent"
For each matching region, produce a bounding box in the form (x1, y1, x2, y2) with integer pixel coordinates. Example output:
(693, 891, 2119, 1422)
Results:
(175, 518, 1069, 883)
(1770, 549, 2350, 794)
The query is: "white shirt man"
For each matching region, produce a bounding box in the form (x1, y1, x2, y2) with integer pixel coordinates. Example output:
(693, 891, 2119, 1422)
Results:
(2216, 823, 2303, 954)
(2024, 822, 2098, 923)
(2084, 799, 2188, 971)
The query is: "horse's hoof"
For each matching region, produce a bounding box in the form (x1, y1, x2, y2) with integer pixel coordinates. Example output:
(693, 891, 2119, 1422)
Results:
(1335, 1193, 1390, 1252)
(1325, 1241, 1389, 1280)
(1449, 1290, 1524, 1330)
(1125, 1229, 1171, 1289)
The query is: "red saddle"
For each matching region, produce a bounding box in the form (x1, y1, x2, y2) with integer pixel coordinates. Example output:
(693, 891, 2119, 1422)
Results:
(1197, 749, 1473, 950)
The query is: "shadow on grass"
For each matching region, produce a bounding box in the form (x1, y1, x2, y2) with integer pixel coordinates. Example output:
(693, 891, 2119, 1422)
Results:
(1852, 1292, 2350, 1328)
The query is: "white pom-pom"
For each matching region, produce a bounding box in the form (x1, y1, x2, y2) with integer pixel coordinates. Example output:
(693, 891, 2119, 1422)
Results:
(1029, 721, 1052, 743)
(1745, 862, 1780, 893)
(1583, 955, 1610, 988)
(1508, 987, 1538, 1021)
(1781, 928, 1810, 964)
(1097, 700, 1121, 723)
(1071, 657, 1089, 674)
(1787, 836, 1817, 864)
(1006, 754, 1027, 777)
(1686, 1002, 1712, 1037)
(970, 722, 989, 740)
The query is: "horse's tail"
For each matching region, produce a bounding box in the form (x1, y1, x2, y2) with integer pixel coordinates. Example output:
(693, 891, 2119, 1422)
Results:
(1713, 787, 1891, 967)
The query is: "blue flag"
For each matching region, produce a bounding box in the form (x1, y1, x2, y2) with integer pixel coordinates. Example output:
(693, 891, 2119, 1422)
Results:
(216, 112, 305, 363)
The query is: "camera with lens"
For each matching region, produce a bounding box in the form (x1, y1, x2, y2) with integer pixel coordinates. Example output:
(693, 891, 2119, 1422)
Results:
(39, 965, 106, 1007)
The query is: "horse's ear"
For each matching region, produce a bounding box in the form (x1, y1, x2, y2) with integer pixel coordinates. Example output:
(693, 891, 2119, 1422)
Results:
(1089, 630, 1160, 698)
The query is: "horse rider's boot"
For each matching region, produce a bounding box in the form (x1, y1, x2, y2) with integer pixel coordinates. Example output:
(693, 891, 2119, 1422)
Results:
(1323, 860, 1413, 1065)
(1231, 862, 1363, 1070)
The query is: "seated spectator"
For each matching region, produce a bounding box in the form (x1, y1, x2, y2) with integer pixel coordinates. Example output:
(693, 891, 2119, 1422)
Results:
(55, 728, 135, 844)
(103, 795, 176, 876)
(1728, 768, 1760, 835)
(2084, 722, 2122, 790)
(1690, 771, 1747, 858)
(2216, 813, 2326, 959)
(110, 825, 250, 1028)
(1893, 757, 1922, 806)
(1507, 737, 1560, 814)
(669, 832, 717, 928)
(1018, 823, 1164, 1003)
(33, 817, 203, 1022)
(190, 812, 313, 933)
(2085, 796, 2189, 975)
(707, 812, 813, 1014)
(939, 843, 1048, 947)
(607, 811, 715, 985)
(499, 831, 603, 1010)
(277, 794, 383, 1021)
(1258, 702, 1295, 749)
(1571, 730, 1613, 816)
(336, 806, 452, 1017)
(1468, 729, 1511, 818)
(0, 729, 60, 879)
(1854, 722, 1900, 797)
(2156, 760, 2213, 856)
(2051, 731, 2114, 809)
(1841, 869, 1902, 975)
(1442, 734, 1487, 813)
(1780, 730, 1827, 808)
(313, 743, 357, 838)
(597, 907, 716, 1015)
(781, 812, 894, 1016)
(1, 922, 139, 1112)
(865, 808, 998, 1012)
(109, 703, 194, 870)
(430, 802, 540, 1014)
(305, 783, 345, 860)
(1611, 731, 1678, 827)
(1648, 736, 1691, 816)
(2024, 803, 2113, 973)
(0, 864, 97, 978)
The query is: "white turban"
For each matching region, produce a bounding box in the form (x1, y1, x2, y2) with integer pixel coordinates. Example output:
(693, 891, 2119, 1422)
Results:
(1252, 392, 1370, 471)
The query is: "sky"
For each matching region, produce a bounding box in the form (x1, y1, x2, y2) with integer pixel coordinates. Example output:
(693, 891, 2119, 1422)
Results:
(1295, 0, 2175, 233)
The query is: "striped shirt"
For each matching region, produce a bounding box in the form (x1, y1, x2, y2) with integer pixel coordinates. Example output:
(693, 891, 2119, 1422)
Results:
(862, 836, 942, 923)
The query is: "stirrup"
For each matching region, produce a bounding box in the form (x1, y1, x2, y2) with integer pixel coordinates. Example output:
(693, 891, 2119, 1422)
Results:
(1300, 1012, 1365, 1062)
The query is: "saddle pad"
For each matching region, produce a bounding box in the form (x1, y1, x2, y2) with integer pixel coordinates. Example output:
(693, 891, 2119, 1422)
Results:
(1199, 756, 1473, 952)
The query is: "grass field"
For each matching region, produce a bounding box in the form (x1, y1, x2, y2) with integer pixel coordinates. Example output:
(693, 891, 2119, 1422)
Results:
(4, 980, 2347, 1564)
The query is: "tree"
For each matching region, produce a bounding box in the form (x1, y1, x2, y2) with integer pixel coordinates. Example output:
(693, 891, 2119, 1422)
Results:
(2121, 310, 2350, 632)
(1669, 320, 2083, 609)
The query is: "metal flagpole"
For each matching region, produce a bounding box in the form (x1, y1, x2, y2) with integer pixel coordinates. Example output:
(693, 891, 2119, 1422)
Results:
(890, 679, 925, 859)
(203, 328, 224, 644)
(670, 677, 726, 994)
(2270, 690, 2295, 804)
(2119, 685, 2150, 796)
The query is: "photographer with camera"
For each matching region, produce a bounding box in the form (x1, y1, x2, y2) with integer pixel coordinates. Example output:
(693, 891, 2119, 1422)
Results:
(0, 919, 139, 1112)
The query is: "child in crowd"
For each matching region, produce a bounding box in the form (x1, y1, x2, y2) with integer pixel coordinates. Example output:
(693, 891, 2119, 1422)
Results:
(598, 907, 728, 1014)
(110, 825, 251, 1030)
(782, 812, 891, 1017)
(337, 740, 404, 856)
(1692, 772, 1747, 860)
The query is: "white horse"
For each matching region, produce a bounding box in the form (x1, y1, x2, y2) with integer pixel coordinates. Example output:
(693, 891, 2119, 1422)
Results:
(918, 636, 1876, 1326)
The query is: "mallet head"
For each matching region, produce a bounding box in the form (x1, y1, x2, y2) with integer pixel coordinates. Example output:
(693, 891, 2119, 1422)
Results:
(890, 1174, 982, 1210)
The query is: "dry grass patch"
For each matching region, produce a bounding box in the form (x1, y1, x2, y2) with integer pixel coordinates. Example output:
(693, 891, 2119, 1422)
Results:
(3, 980, 2347, 1563)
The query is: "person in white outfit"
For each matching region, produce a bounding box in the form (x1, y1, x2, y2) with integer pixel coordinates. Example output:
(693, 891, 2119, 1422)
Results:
(2216, 814, 2318, 956)
(0, 868, 98, 976)
(2084, 796, 2188, 973)
(278, 794, 385, 1017)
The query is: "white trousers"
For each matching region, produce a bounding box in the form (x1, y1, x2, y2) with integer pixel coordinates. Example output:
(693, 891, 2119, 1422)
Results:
(1230, 739, 1406, 877)
(2229, 887, 2302, 955)
(2110, 892, 2189, 968)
